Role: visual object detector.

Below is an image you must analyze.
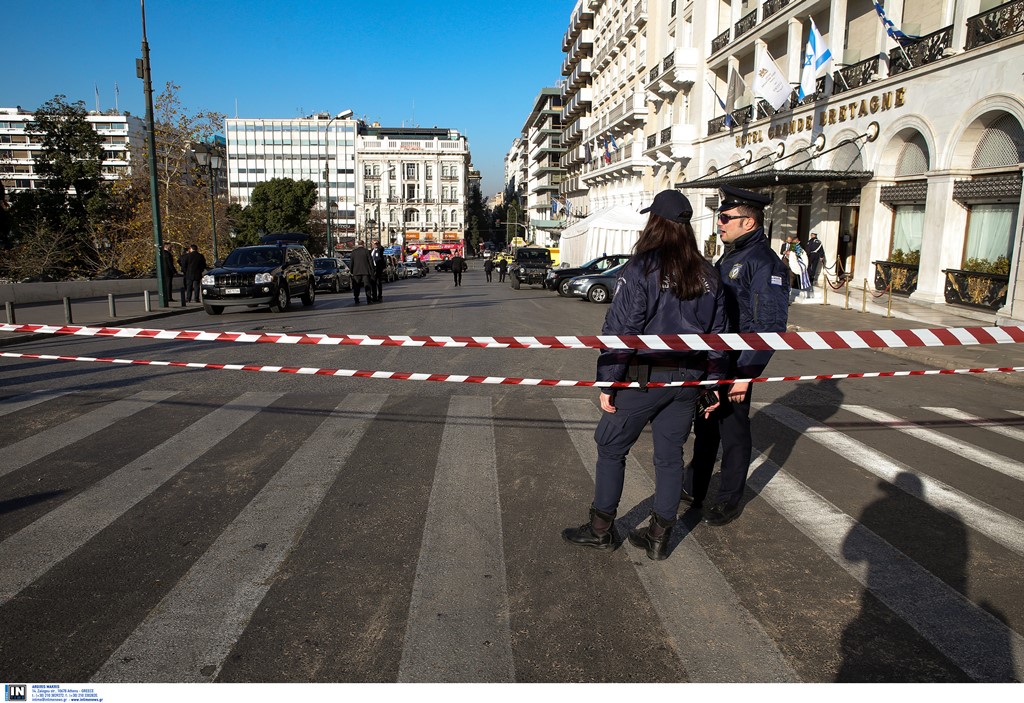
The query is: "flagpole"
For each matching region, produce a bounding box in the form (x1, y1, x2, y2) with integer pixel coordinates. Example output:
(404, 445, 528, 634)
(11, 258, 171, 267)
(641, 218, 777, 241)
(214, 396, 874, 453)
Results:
(706, 80, 735, 127)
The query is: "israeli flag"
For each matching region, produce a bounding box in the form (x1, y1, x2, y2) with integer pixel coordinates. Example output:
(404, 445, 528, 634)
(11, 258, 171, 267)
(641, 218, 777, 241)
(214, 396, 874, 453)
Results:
(873, 1, 919, 46)
(798, 18, 832, 101)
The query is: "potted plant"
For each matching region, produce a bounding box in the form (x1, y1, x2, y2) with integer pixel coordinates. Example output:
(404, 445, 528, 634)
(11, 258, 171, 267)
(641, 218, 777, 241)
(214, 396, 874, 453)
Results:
(942, 256, 1011, 309)
(873, 248, 920, 294)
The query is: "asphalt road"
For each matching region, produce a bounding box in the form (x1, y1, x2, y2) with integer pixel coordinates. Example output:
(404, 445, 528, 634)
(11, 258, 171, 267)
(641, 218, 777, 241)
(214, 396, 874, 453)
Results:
(1, 265, 1022, 683)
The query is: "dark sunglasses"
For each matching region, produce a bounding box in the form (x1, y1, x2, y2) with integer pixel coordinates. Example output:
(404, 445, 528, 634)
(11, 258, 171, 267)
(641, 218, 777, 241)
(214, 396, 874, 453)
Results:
(717, 213, 749, 223)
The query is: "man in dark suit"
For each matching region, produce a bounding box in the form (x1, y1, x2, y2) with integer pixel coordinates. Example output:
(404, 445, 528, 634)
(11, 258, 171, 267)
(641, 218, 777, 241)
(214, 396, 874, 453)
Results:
(450, 252, 466, 286)
(370, 240, 387, 302)
(349, 240, 375, 305)
(160, 243, 177, 303)
(179, 244, 207, 304)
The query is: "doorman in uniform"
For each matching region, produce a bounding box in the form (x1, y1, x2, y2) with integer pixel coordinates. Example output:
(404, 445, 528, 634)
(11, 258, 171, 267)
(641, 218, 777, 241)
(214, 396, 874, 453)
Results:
(684, 185, 790, 526)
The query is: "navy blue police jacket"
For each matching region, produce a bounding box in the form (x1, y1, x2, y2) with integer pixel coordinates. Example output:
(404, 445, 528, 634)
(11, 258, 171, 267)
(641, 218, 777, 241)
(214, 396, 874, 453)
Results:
(596, 252, 729, 389)
(715, 227, 790, 378)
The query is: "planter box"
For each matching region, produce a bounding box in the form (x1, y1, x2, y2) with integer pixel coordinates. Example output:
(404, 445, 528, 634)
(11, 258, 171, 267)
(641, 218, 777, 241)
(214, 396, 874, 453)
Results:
(941, 268, 1009, 310)
(873, 261, 919, 295)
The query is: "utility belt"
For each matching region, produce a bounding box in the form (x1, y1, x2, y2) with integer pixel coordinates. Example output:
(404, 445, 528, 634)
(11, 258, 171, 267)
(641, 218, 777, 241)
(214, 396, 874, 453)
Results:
(625, 357, 706, 391)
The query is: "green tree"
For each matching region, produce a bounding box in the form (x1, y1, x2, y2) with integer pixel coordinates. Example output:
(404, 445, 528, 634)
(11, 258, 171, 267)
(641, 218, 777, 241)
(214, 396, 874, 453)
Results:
(465, 183, 489, 254)
(229, 178, 318, 246)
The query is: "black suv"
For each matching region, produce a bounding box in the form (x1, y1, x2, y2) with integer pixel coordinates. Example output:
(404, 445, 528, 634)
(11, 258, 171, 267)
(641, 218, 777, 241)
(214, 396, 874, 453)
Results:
(510, 247, 552, 290)
(546, 254, 631, 296)
(201, 235, 316, 314)
(314, 257, 352, 293)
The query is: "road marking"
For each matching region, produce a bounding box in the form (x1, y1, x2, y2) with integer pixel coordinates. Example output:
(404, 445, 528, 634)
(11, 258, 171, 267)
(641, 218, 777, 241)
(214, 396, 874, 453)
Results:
(0, 391, 178, 479)
(922, 406, 1024, 444)
(553, 398, 798, 683)
(747, 453, 1024, 681)
(0, 392, 281, 606)
(398, 396, 514, 683)
(0, 390, 72, 417)
(756, 403, 1024, 558)
(94, 393, 386, 683)
(844, 404, 1024, 483)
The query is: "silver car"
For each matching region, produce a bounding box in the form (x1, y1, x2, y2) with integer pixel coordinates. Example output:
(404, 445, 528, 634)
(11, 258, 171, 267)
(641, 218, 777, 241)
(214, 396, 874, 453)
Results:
(566, 262, 627, 304)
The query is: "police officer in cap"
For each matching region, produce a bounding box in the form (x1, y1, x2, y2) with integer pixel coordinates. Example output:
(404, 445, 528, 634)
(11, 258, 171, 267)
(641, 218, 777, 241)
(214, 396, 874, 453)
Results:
(684, 185, 789, 526)
(562, 190, 729, 560)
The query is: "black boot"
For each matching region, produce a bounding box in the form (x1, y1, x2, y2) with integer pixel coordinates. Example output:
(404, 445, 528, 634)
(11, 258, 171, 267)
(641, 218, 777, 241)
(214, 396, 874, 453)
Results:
(628, 512, 674, 561)
(562, 506, 618, 550)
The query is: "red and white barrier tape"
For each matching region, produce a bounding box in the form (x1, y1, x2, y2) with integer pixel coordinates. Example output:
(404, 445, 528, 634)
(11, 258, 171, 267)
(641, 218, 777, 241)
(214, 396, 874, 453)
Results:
(3, 351, 1022, 387)
(2, 322, 1024, 351)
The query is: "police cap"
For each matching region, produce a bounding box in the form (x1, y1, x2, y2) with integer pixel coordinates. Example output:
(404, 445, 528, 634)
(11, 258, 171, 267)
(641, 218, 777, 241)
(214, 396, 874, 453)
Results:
(719, 185, 771, 212)
(640, 189, 693, 223)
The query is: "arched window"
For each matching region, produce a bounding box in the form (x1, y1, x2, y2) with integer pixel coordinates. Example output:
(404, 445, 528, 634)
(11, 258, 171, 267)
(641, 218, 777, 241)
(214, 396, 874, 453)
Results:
(441, 210, 448, 223)
(450, 209, 458, 223)
(896, 134, 930, 176)
(972, 114, 1024, 169)
(426, 210, 433, 223)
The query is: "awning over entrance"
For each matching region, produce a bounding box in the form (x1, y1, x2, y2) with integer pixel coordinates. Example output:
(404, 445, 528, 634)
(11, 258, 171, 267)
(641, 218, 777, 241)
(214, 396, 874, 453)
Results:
(675, 169, 873, 190)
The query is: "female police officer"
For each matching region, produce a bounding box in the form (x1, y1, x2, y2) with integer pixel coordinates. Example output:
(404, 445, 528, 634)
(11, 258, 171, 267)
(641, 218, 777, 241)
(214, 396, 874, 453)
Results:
(562, 190, 729, 560)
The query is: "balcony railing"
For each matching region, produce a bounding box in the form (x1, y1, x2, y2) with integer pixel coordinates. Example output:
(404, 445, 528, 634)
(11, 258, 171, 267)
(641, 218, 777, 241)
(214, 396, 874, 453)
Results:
(889, 25, 953, 75)
(660, 126, 672, 143)
(791, 75, 826, 107)
(711, 29, 731, 53)
(735, 10, 758, 38)
(648, 64, 661, 84)
(663, 51, 675, 70)
(966, 0, 1024, 50)
(762, 0, 793, 21)
(647, 134, 658, 150)
(832, 56, 879, 96)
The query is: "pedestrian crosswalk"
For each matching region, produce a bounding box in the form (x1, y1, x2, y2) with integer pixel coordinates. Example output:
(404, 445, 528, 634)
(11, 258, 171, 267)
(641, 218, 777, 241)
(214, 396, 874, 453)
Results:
(0, 388, 1022, 683)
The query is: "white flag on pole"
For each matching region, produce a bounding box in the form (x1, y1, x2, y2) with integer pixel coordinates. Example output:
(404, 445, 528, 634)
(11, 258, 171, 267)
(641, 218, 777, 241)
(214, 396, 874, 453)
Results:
(725, 68, 744, 116)
(798, 18, 833, 100)
(753, 44, 792, 111)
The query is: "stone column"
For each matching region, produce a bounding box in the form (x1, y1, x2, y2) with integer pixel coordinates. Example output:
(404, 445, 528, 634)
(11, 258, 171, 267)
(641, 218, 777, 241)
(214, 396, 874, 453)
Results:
(910, 172, 970, 305)
(828, 0, 849, 66)
(950, 0, 982, 56)
(996, 170, 1024, 324)
(787, 17, 804, 82)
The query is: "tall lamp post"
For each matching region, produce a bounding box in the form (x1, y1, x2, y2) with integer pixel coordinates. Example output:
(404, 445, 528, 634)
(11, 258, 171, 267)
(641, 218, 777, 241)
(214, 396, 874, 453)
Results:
(192, 143, 222, 262)
(321, 110, 352, 256)
(137, 0, 165, 305)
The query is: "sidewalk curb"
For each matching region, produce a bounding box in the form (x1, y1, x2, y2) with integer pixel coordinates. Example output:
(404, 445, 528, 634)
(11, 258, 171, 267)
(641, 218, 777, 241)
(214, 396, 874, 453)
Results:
(0, 307, 194, 349)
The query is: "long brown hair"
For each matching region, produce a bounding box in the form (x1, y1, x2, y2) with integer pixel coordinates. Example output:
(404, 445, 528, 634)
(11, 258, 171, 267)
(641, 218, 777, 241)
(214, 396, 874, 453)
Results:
(633, 213, 713, 300)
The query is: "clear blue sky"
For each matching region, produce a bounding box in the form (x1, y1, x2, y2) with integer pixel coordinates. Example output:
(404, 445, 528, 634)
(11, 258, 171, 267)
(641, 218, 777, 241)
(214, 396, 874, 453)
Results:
(7, 0, 572, 197)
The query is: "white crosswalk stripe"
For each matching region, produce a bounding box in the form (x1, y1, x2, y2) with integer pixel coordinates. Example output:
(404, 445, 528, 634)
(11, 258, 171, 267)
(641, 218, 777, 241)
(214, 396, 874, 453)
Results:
(756, 402, 1024, 559)
(94, 393, 386, 683)
(0, 390, 72, 417)
(921, 406, 1024, 444)
(0, 392, 281, 606)
(844, 404, 1024, 482)
(553, 398, 799, 683)
(0, 391, 178, 479)
(746, 452, 1024, 681)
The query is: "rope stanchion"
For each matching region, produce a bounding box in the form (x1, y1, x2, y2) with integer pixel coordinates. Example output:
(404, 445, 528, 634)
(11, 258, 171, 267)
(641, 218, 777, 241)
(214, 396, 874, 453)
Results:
(4, 322, 1023, 352)
(3, 350, 1023, 387)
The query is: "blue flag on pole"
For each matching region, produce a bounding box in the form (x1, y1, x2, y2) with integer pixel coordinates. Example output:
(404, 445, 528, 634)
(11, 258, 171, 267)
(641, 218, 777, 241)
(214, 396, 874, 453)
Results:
(707, 80, 737, 127)
(798, 18, 832, 100)
(873, 1, 918, 46)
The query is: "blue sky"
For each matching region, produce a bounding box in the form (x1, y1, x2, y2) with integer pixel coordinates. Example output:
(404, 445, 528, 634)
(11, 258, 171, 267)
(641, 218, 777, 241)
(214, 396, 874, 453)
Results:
(6, 0, 572, 196)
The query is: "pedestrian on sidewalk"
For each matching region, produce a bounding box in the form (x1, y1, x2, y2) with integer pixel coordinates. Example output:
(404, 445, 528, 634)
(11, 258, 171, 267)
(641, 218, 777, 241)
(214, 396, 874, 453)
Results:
(160, 243, 177, 303)
(179, 244, 207, 304)
(451, 252, 466, 286)
(484, 257, 494, 282)
(685, 186, 789, 527)
(562, 189, 728, 561)
(806, 232, 825, 286)
(349, 240, 375, 305)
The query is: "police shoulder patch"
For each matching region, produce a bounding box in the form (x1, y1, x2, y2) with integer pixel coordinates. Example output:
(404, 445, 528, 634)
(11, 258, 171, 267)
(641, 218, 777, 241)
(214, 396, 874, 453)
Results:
(771, 275, 783, 285)
(728, 263, 743, 280)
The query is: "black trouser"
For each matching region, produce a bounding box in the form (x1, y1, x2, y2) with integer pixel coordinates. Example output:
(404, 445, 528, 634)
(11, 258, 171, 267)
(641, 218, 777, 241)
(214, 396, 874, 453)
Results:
(686, 384, 753, 508)
(372, 273, 384, 301)
(352, 275, 373, 302)
(184, 277, 200, 303)
(453, 271, 462, 286)
(485, 269, 492, 282)
(162, 275, 175, 302)
(498, 270, 506, 282)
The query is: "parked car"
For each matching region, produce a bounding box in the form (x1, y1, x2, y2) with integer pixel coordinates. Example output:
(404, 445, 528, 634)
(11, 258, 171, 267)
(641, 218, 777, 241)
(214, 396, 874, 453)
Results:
(566, 262, 627, 303)
(546, 254, 631, 297)
(434, 259, 453, 272)
(510, 247, 552, 290)
(398, 261, 423, 278)
(313, 257, 352, 292)
(201, 235, 317, 314)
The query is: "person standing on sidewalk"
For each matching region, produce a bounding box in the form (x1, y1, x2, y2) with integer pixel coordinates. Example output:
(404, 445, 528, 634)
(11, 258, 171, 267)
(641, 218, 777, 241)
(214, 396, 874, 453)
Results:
(684, 186, 789, 527)
(562, 190, 728, 560)
(349, 240, 375, 305)
(450, 252, 466, 286)
(160, 243, 177, 303)
(180, 244, 207, 304)
(805, 232, 825, 286)
(370, 240, 387, 303)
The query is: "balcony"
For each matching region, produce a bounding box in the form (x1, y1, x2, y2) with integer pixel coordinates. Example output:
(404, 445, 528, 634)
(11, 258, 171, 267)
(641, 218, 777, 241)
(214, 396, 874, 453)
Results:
(965, 0, 1024, 50)
(648, 46, 698, 99)
(706, 105, 755, 136)
(889, 25, 953, 76)
(711, 29, 731, 54)
(581, 141, 650, 183)
(625, 0, 648, 38)
(585, 91, 648, 141)
(832, 56, 879, 96)
(735, 9, 758, 39)
(645, 123, 697, 163)
(562, 87, 593, 120)
(762, 0, 793, 21)
(562, 29, 595, 75)
(565, 58, 592, 88)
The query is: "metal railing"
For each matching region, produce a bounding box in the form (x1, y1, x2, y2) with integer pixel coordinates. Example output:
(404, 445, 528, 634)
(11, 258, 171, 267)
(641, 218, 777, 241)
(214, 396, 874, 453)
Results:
(966, 0, 1024, 49)
(832, 56, 879, 95)
(735, 9, 758, 38)
(889, 25, 953, 75)
(762, 0, 793, 21)
(711, 29, 730, 53)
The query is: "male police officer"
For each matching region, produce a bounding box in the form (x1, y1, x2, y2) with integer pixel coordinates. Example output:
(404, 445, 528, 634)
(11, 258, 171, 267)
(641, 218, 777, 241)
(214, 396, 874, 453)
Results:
(684, 185, 789, 526)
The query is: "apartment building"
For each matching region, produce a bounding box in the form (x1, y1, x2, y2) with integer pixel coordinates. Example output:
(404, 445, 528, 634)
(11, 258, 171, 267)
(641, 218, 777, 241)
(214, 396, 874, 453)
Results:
(560, 0, 596, 222)
(225, 114, 359, 241)
(355, 124, 471, 259)
(517, 88, 567, 247)
(0, 106, 147, 194)
(683, 0, 1024, 323)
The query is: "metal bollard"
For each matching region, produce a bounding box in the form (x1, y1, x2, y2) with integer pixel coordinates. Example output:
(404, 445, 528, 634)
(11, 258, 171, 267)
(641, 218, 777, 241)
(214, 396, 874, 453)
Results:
(823, 278, 828, 306)
(862, 278, 868, 313)
(108, 293, 117, 318)
(887, 285, 894, 318)
(844, 278, 851, 310)
(4, 301, 14, 324)
(144, 290, 152, 312)
(63, 297, 74, 325)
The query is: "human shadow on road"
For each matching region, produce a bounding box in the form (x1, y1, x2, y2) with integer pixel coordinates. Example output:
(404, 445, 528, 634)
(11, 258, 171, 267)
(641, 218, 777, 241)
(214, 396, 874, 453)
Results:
(836, 472, 1018, 682)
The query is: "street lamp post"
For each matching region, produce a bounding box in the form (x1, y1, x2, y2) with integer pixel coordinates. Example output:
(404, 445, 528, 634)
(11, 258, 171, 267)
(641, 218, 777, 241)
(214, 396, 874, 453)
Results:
(137, 0, 165, 305)
(321, 110, 352, 256)
(193, 144, 222, 262)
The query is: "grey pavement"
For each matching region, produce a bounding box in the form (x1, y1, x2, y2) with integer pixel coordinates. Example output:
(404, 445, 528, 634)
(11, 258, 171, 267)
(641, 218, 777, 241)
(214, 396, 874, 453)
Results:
(3, 284, 1023, 387)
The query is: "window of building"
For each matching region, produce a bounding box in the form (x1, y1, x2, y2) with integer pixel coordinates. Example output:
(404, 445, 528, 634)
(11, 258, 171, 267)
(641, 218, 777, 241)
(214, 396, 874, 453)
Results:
(426, 185, 433, 199)
(891, 204, 925, 254)
(965, 204, 1017, 264)
(425, 165, 432, 179)
(441, 210, 448, 223)
(406, 163, 417, 179)
(896, 134, 930, 176)
(426, 210, 433, 223)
